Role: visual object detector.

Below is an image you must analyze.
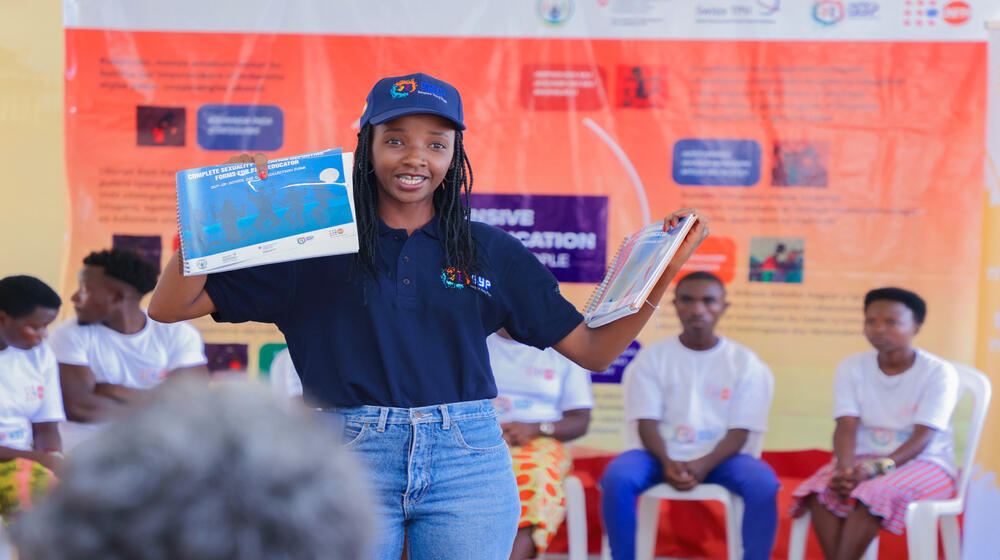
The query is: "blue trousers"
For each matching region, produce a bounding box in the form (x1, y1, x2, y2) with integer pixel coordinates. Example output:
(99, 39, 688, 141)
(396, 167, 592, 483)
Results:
(600, 450, 780, 560)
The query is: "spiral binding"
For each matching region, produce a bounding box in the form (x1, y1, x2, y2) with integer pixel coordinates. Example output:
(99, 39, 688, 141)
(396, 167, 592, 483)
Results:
(583, 235, 630, 315)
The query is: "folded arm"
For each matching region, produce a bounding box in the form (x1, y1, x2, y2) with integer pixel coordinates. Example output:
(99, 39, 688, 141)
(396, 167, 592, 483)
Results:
(60, 363, 130, 422)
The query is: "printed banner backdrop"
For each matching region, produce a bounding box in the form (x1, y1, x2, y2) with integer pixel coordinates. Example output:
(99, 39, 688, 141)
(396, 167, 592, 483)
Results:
(63, 1, 990, 455)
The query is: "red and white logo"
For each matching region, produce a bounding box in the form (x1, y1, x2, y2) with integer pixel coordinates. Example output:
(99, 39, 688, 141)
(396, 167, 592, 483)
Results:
(943, 1, 971, 25)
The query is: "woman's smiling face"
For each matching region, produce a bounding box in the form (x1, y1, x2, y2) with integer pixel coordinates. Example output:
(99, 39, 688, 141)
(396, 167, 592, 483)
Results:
(370, 113, 456, 214)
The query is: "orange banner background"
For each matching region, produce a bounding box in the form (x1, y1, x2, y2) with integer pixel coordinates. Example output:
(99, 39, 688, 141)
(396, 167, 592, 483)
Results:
(58, 30, 986, 451)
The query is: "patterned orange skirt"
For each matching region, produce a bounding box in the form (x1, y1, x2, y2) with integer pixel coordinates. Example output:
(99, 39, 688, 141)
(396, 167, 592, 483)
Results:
(509, 437, 573, 553)
(0, 458, 57, 522)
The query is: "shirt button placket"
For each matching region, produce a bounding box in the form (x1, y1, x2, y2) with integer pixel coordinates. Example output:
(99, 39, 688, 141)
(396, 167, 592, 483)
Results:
(399, 239, 415, 294)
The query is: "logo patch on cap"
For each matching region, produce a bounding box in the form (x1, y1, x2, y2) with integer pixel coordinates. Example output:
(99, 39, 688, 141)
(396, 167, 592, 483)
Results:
(390, 78, 449, 103)
(390, 79, 418, 98)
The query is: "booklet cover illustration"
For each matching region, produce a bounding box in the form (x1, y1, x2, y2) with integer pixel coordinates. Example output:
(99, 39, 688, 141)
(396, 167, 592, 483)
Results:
(176, 149, 358, 275)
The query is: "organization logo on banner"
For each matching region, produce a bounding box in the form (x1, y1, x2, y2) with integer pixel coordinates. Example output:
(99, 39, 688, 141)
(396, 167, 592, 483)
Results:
(812, 0, 845, 25)
(942, 1, 971, 25)
(537, 0, 574, 25)
(902, 0, 951, 26)
(813, 0, 880, 25)
(757, 0, 781, 16)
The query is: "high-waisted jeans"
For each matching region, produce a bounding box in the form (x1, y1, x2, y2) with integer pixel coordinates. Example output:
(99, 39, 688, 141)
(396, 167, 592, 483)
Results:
(325, 399, 520, 560)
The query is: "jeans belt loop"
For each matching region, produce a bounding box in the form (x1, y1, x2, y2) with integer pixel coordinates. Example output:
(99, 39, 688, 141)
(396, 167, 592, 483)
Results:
(377, 408, 389, 432)
(439, 405, 451, 430)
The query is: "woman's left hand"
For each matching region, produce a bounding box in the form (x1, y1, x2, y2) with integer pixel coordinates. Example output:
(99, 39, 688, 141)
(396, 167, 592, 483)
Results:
(663, 208, 709, 265)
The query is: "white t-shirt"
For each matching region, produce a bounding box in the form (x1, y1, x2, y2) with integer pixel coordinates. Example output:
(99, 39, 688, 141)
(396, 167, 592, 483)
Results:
(49, 312, 207, 389)
(269, 348, 303, 398)
(0, 343, 66, 451)
(623, 335, 774, 462)
(487, 334, 594, 423)
(833, 349, 959, 475)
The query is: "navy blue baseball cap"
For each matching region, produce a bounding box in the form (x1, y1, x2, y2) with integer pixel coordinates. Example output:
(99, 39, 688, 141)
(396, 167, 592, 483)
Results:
(359, 72, 465, 131)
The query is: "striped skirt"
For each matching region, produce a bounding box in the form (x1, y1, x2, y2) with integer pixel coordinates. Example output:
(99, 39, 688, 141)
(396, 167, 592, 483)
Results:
(509, 437, 573, 552)
(789, 456, 955, 534)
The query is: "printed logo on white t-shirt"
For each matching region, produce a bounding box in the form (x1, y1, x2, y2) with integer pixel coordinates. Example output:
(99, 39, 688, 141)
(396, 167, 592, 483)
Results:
(493, 396, 513, 415)
(896, 402, 918, 417)
(141, 368, 169, 385)
(672, 425, 720, 444)
(704, 385, 732, 401)
(22, 385, 43, 403)
(528, 367, 555, 380)
(867, 427, 911, 450)
(0, 429, 28, 443)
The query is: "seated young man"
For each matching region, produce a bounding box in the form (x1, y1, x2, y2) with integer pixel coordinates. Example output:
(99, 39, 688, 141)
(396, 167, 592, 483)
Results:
(600, 271, 779, 560)
(0, 275, 66, 515)
(49, 249, 208, 449)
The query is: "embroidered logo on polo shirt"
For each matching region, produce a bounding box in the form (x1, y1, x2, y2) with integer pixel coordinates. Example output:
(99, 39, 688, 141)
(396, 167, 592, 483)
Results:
(441, 267, 492, 296)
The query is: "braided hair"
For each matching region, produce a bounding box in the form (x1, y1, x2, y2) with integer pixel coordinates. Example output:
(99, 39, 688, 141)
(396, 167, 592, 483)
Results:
(351, 124, 480, 284)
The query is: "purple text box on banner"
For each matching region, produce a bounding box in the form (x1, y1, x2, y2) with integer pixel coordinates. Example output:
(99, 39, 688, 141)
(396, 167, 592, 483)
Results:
(197, 104, 284, 151)
(590, 340, 641, 384)
(470, 194, 608, 283)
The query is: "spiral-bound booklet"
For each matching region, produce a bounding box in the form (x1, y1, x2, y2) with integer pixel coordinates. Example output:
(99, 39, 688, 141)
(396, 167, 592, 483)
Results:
(176, 149, 358, 275)
(583, 215, 697, 328)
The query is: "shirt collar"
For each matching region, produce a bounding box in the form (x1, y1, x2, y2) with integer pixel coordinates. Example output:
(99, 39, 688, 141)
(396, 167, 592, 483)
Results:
(377, 213, 441, 240)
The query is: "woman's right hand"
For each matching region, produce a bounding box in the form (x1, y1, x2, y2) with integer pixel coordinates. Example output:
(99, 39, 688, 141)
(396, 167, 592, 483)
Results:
(226, 152, 270, 180)
(830, 466, 861, 498)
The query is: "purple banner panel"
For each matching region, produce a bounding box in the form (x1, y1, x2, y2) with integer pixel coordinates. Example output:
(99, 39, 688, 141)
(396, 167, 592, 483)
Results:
(470, 194, 608, 283)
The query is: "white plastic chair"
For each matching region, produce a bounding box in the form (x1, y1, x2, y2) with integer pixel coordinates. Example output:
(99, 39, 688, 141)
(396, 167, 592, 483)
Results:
(904, 363, 991, 560)
(788, 362, 991, 560)
(597, 484, 742, 560)
(635, 482, 744, 560)
(538, 473, 588, 560)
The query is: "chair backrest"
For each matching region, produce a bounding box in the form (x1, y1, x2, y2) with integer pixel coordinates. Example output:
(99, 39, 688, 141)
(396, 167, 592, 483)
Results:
(949, 362, 992, 505)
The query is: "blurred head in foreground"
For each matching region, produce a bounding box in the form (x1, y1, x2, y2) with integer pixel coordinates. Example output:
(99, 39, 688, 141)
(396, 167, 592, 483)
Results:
(13, 378, 372, 560)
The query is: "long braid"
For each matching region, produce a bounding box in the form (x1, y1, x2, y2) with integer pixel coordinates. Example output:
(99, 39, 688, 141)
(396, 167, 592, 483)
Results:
(434, 130, 480, 277)
(351, 126, 382, 284)
(351, 125, 480, 285)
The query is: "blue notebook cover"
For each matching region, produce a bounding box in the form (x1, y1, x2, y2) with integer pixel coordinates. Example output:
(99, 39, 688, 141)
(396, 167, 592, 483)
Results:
(176, 149, 358, 275)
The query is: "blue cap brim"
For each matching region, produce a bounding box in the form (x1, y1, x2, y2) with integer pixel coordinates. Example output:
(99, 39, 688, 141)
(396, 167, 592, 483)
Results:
(366, 107, 465, 131)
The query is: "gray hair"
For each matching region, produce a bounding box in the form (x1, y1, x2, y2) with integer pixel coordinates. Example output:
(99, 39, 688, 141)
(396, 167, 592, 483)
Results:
(13, 378, 372, 560)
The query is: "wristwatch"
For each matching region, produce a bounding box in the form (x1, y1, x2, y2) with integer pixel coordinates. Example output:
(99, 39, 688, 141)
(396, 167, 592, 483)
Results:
(861, 457, 896, 479)
(539, 422, 556, 437)
(873, 457, 896, 476)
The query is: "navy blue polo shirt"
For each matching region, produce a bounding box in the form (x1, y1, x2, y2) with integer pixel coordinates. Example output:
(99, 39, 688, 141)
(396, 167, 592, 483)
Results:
(204, 216, 583, 408)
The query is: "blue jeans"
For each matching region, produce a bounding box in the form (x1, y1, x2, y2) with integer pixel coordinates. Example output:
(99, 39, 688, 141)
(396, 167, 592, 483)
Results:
(326, 400, 520, 560)
(600, 450, 780, 560)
